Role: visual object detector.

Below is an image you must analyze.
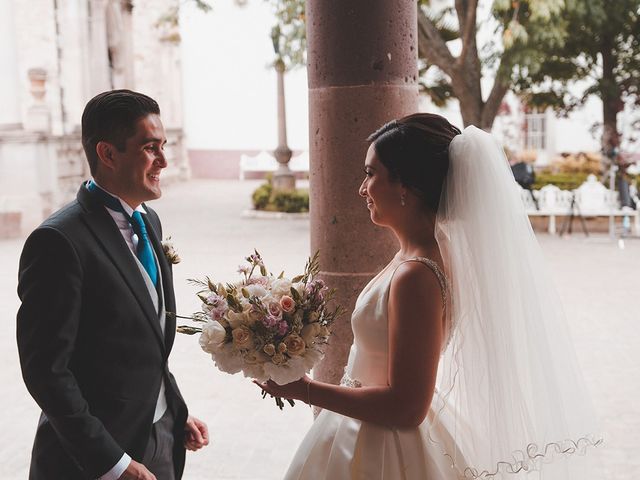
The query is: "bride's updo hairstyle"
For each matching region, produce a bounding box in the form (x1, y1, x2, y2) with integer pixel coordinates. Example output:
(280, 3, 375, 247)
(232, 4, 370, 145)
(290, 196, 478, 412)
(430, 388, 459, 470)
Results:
(367, 113, 461, 213)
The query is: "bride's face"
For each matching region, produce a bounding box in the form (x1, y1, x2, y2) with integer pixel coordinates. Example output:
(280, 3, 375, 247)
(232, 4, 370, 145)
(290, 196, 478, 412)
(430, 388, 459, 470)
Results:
(359, 144, 404, 226)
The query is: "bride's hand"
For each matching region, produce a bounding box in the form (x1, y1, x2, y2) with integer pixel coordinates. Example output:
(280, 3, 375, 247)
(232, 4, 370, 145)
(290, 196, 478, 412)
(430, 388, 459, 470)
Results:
(253, 376, 311, 402)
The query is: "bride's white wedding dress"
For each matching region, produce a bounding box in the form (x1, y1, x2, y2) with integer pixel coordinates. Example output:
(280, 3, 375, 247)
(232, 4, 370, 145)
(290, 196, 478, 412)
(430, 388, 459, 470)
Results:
(285, 257, 465, 480)
(285, 126, 601, 479)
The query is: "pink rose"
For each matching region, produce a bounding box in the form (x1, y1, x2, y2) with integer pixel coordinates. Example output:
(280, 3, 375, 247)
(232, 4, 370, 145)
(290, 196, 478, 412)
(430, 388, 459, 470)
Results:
(268, 301, 283, 319)
(279, 295, 295, 313)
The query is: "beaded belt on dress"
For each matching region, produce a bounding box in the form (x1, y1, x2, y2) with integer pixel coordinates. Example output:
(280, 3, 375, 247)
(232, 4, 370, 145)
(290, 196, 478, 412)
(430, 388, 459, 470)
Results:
(340, 370, 362, 388)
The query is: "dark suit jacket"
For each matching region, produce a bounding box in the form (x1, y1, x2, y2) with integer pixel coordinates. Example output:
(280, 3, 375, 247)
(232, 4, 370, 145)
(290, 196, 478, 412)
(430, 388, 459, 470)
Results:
(17, 184, 188, 479)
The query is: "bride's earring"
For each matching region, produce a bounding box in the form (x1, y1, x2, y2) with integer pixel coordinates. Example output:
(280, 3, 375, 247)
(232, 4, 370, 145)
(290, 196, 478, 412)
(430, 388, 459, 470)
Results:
(400, 194, 406, 207)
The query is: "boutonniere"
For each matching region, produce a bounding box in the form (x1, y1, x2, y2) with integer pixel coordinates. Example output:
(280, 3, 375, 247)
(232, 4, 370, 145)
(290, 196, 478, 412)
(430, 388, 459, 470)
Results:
(162, 237, 181, 264)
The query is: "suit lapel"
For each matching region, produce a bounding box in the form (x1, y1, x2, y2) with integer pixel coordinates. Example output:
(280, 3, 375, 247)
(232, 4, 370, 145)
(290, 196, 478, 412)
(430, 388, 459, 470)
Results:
(77, 186, 166, 351)
(143, 208, 177, 353)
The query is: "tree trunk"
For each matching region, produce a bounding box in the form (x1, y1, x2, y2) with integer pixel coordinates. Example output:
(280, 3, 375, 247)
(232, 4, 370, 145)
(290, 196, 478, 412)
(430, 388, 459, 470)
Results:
(600, 32, 622, 160)
(417, 6, 508, 131)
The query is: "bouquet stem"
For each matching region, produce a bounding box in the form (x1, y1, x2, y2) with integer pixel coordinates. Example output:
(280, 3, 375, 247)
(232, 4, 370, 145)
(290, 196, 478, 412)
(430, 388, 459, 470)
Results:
(261, 390, 295, 410)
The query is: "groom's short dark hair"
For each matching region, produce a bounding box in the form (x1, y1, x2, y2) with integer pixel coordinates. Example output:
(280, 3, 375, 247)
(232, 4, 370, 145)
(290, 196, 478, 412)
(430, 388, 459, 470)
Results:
(81, 89, 160, 175)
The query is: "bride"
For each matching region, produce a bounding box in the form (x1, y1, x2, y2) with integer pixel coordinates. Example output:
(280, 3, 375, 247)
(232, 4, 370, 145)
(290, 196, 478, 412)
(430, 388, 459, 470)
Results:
(257, 113, 601, 479)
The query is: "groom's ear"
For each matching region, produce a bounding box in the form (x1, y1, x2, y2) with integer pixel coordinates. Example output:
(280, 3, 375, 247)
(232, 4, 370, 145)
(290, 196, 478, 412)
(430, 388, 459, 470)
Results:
(95, 141, 116, 171)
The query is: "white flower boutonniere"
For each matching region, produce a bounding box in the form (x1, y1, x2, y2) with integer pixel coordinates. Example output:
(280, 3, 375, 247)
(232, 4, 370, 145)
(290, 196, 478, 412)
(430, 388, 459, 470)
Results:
(162, 237, 181, 264)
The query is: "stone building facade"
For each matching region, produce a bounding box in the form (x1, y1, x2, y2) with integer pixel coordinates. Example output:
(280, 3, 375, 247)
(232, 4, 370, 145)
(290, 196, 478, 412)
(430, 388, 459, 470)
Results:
(0, 0, 188, 237)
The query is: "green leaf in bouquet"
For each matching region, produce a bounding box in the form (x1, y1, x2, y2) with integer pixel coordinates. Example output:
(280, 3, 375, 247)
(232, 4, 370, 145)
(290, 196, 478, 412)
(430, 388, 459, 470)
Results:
(191, 312, 210, 323)
(278, 271, 284, 279)
(308, 250, 321, 276)
(197, 292, 210, 304)
(260, 265, 267, 277)
(241, 288, 250, 298)
(207, 277, 217, 293)
(248, 296, 267, 315)
(291, 275, 304, 284)
(226, 293, 243, 313)
(176, 325, 203, 335)
(290, 286, 302, 303)
(187, 278, 210, 289)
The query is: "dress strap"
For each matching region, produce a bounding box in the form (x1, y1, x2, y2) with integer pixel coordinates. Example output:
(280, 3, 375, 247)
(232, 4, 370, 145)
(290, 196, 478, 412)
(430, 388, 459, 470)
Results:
(399, 257, 448, 310)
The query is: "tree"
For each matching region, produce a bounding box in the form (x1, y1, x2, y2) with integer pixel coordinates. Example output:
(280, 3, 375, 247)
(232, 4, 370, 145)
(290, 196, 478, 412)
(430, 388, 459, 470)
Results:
(266, 0, 570, 130)
(512, 0, 640, 156)
(185, 0, 637, 140)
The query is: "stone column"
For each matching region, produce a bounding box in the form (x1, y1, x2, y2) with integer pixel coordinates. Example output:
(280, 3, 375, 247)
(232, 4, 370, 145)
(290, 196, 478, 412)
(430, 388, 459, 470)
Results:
(0, 0, 21, 128)
(120, 1, 135, 89)
(307, 1, 419, 387)
(88, 0, 111, 94)
(273, 58, 295, 191)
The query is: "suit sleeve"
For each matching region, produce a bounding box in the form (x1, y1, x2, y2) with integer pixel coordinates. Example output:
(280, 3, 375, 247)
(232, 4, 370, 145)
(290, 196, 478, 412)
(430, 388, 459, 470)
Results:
(16, 226, 125, 478)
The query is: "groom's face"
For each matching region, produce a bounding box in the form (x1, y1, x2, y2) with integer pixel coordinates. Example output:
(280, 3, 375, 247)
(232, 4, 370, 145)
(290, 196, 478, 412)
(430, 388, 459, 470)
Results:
(107, 114, 168, 209)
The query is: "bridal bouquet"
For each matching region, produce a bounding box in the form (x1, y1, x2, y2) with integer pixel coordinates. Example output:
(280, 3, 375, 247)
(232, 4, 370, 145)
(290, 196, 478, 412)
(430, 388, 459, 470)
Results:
(177, 251, 342, 407)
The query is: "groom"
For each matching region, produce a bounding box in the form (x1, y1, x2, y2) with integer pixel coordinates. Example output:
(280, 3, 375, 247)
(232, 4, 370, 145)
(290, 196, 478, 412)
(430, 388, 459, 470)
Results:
(17, 90, 208, 479)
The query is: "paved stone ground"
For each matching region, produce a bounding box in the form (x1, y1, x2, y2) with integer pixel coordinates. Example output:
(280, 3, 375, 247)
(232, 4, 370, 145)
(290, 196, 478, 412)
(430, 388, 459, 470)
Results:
(1, 179, 638, 479)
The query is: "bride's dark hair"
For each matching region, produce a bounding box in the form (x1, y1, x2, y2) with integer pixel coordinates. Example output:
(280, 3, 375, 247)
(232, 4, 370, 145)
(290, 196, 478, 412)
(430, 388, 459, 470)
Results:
(367, 113, 461, 213)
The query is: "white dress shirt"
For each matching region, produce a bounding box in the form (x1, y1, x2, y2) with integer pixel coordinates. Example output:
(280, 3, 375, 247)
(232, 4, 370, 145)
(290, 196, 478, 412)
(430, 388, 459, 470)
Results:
(92, 181, 167, 480)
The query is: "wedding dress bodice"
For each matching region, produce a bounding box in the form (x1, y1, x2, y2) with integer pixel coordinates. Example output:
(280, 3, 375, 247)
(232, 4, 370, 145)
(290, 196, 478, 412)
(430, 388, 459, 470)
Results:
(345, 257, 448, 388)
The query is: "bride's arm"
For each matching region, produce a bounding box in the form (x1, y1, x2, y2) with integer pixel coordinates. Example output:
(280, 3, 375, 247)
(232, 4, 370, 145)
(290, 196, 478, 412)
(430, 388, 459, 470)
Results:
(256, 262, 443, 429)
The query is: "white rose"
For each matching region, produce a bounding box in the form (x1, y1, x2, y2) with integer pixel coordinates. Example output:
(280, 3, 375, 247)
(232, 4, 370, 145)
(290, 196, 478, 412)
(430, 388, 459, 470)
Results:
(232, 325, 254, 350)
(271, 278, 293, 297)
(264, 356, 306, 386)
(301, 322, 322, 345)
(244, 283, 267, 298)
(212, 344, 244, 374)
(243, 350, 270, 365)
(283, 334, 306, 356)
(199, 321, 227, 353)
(302, 346, 324, 370)
(242, 362, 267, 382)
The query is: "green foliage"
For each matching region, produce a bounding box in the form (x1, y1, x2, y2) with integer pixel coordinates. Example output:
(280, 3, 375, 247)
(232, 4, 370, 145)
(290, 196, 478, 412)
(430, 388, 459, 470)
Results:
(251, 179, 309, 213)
(512, 0, 640, 149)
(268, 0, 306, 69)
(532, 172, 590, 191)
(271, 189, 309, 213)
(252, 182, 273, 210)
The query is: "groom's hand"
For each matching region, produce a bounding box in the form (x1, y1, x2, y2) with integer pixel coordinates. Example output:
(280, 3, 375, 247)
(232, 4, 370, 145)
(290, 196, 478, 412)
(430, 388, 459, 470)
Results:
(184, 415, 209, 451)
(119, 460, 156, 480)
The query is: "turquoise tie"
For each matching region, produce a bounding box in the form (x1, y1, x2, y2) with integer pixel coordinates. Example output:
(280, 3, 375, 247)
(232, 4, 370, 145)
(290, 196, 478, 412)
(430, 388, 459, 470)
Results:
(87, 181, 158, 286)
(130, 211, 159, 287)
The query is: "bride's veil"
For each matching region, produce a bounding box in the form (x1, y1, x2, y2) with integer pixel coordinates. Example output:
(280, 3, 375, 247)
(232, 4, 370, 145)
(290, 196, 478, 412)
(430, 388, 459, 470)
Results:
(431, 126, 602, 478)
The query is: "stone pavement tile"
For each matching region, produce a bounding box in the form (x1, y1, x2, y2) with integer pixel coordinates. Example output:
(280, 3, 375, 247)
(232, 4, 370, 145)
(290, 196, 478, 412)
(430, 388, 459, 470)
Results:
(1, 179, 638, 479)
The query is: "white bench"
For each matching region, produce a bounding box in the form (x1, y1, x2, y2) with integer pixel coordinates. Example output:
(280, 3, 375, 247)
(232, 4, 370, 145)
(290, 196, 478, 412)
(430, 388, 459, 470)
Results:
(520, 175, 640, 235)
(573, 175, 639, 234)
(239, 150, 310, 180)
(521, 184, 573, 234)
